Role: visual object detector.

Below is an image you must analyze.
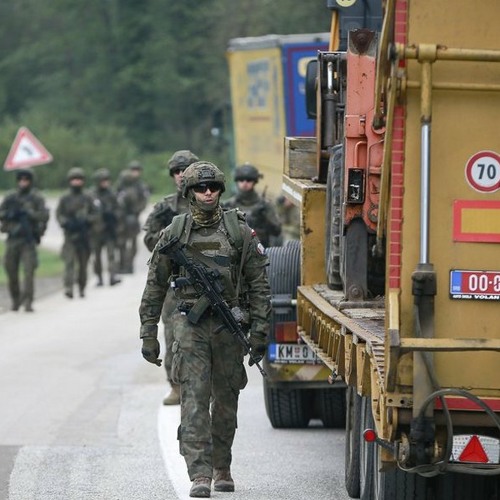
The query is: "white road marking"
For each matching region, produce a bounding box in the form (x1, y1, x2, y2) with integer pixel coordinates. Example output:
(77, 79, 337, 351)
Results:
(158, 405, 191, 498)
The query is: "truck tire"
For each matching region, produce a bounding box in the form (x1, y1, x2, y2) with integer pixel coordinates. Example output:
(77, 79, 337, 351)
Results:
(360, 397, 431, 500)
(345, 387, 362, 498)
(314, 387, 346, 428)
(325, 145, 344, 290)
(264, 241, 310, 428)
(360, 396, 375, 500)
(436, 472, 500, 500)
(263, 381, 312, 428)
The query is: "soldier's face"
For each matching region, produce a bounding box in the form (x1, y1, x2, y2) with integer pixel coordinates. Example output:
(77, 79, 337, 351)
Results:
(17, 177, 31, 188)
(192, 183, 221, 208)
(173, 169, 184, 189)
(237, 179, 255, 192)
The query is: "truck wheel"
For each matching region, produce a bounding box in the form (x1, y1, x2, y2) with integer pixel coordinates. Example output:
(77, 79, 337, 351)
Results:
(325, 145, 344, 290)
(359, 396, 375, 500)
(263, 380, 312, 428)
(345, 387, 361, 498)
(436, 472, 500, 500)
(314, 387, 346, 428)
(362, 399, 430, 500)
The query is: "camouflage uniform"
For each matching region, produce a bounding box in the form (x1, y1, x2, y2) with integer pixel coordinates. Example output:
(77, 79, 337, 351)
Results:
(142, 150, 199, 406)
(222, 164, 282, 247)
(139, 162, 270, 493)
(0, 169, 49, 311)
(56, 168, 96, 298)
(90, 168, 121, 286)
(116, 161, 149, 273)
(276, 195, 300, 242)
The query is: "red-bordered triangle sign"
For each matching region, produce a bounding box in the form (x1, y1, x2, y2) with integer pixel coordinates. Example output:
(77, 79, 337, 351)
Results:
(4, 127, 53, 170)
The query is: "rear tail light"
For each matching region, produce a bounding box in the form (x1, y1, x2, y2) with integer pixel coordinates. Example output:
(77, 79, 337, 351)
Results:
(452, 435, 500, 464)
(274, 321, 298, 342)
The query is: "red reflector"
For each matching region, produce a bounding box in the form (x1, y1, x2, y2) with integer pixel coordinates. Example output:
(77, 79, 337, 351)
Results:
(458, 435, 488, 463)
(275, 322, 298, 342)
(363, 429, 377, 442)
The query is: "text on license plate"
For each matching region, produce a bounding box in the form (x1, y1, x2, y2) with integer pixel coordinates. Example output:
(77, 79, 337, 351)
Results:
(268, 343, 319, 364)
(450, 269, 500, 300)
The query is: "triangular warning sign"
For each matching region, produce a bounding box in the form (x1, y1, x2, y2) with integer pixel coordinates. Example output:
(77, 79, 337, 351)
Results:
(4, 127, 53, 170)
(458, 435, 489, 463)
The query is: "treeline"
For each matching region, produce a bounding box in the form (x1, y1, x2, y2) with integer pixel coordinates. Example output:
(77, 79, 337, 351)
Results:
(0, 0, 329, 192)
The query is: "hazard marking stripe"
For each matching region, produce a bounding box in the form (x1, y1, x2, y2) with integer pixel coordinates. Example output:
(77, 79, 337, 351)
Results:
(453, 200, 500, 243)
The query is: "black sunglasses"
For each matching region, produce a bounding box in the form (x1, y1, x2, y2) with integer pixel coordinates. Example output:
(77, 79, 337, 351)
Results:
(192, 182, 222, 193)
(237, 178, 255, 183)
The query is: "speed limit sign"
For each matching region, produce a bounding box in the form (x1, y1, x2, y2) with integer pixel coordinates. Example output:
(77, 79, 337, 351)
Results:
(465, 151, 500, 193)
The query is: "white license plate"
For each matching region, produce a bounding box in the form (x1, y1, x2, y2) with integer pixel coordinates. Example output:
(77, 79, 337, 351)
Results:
(450, 269, 500, 300)
(268, 343, 319, 364)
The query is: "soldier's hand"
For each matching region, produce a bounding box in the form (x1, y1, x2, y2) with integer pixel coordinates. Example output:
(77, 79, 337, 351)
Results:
(248, 333, 266, 366)
(141, 337, 162, 366)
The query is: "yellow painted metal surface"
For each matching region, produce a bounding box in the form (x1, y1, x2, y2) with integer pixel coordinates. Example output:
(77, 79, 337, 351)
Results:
(398, 0, 500, 391)
(282, 177, 326, 285)
(226, 46, 286, 199)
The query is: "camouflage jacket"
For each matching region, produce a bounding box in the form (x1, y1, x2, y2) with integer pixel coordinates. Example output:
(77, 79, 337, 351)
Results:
(56, 189, 96, 242)
(90, 187, 121, 238)
(142, 191, 189, 252)
(139, 212, 271, 340)
(222, 190, 281, 246)
(0, 188, 49, 244)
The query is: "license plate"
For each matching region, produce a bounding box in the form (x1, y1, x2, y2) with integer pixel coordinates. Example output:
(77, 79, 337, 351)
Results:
(450, 269, 500, 300)
(267, 343, 320, 364)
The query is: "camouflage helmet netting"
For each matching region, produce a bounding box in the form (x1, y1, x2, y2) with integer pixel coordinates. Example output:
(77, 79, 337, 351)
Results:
(181, 161, 225, 198)
(67, 167, 86, 180)
(167, 150, 199, 176)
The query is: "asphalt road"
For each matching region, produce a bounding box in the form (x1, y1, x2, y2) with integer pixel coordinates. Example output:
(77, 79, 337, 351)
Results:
(0, 202, 351, 500)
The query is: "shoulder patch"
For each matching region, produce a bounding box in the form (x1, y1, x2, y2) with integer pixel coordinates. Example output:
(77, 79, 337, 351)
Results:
(256, 242, 266, 255)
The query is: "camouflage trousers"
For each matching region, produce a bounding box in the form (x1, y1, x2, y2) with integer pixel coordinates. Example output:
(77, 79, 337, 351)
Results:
(61, 239, 90, 294)
(92, 236, 118, 282)
(170, 310, 248, 480)
(161, 289, 178, 385)
(3, 238, 38, 309)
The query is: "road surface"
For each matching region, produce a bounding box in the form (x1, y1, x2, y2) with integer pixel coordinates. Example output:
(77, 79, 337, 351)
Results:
(0, 203, 350, 500)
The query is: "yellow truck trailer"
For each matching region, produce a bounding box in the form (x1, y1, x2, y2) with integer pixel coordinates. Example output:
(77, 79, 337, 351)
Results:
(281, 0, 500, 498)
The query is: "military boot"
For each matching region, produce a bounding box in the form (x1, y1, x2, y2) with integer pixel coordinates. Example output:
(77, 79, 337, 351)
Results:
(96, 275, 104, 287)
(162, 385, 181, 405)
(110, 275, 121, 286)
(189, 477, 211, 498)
(213, 468, 234, 492)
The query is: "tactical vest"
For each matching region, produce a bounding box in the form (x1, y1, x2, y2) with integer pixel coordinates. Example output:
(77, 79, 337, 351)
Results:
(168, 209, 250, 308)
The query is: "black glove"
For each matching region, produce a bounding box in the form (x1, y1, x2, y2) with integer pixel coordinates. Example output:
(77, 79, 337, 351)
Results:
(248, 333, 266, 366)
(141, 337, 162, 366)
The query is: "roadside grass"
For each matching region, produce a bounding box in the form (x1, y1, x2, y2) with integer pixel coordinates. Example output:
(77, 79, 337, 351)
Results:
(0, 241, 63, 286)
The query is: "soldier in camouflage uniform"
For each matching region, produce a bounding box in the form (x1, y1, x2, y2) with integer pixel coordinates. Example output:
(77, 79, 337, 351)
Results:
(90, 168, 121, 287)
(222, 163, 282, 247)
(116, 161, 150, 273)
(56, 168, 96, 299)
(0, 169, 49, 312)
(139, 161, 270, 498)
(142, 149, 199, 406)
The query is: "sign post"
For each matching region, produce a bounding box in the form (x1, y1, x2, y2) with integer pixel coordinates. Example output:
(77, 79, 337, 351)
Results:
(3, 127, 53, 170)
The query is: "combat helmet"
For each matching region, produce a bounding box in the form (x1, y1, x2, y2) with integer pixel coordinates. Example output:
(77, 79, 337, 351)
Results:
(15, 168, 34, 181)
(67, 167, 86, 181)
(234, 163, 262, 183)
(127, 160, 142, 171)
(181, 161, 225, 198)
(167, 150, 199, 176)
(93, 168, 111, 183)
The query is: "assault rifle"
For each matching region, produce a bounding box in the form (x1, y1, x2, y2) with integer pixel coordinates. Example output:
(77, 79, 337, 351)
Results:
(159, 236, 267, 377)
